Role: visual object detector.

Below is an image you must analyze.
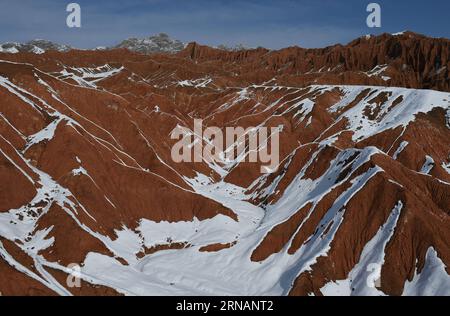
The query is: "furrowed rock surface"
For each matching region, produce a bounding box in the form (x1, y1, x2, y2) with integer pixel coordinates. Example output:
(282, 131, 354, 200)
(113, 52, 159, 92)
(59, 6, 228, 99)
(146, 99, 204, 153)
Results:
(0, 32, 449, 296)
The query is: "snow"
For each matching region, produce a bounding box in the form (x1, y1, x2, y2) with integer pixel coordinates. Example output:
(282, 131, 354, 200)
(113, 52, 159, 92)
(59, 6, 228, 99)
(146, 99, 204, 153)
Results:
(57, 64, 123, 88)
(71, 166, 88, 176)
(0, 137, 95, 295)
(79, 178, 276, 295)
(0, 112, 26, 139)
(215, 88, 250, 112)
(106, 227, 143, 264)
(0, 46, 19, 54)
(362, 65, 391, 81)
(446, 109, 450, 129)
(443, 163, 450, 175)
(138, 215, 238, 249)
(0, 144, 35, 185)
(1, 75, 449, 296)
(392, 141, 409, 160)
(365, 64, 388, 77)
(23, 227, 55, 255)
(403, 248, 450, 296)
(178, 77, 213, 88)
(31, 46, 45, 54)
(71, 65, 123, 81)
(0, 76, 45, 114)
(275, 164, 383, 284)
(81, 160, 379, 296)
(328, 85, 450, 141)
(76, 146, 386, 296)
(0, 240, 69, 296)
(292, 98, 315, 125)
(321, 201, 403, 296)
(100, 212, 244, 269)
(0, 40, 71, 54)
(420, 155, 435, 174)
(116, 33, 185, 54)
(24, 117, 62, 150)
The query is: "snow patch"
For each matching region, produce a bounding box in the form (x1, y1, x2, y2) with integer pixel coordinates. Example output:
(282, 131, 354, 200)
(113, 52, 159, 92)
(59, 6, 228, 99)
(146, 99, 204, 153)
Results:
(71, 166, 88, 176)
(178, 77, 213, 88)
(403, 248, 450, 296)
(446, 109, 450, 129)
(365, 64, 388, 77)
(443, 162, 450, 175)
(392, 141, 409, 160)
(25, 118, 62, 151)
(420, 155, 434, 174)
(329, 86, 450, 141)
(56, 64, 123, 88)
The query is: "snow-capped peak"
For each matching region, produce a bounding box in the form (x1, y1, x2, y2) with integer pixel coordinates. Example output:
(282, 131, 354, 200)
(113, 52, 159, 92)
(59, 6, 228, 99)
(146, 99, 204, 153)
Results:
(114, 33, 185, 54)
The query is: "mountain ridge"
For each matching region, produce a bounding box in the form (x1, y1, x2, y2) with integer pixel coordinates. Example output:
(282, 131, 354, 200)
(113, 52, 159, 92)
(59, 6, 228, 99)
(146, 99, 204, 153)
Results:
(1, 31, 448, 92)
(0, 33, 253, 55)
(2, 30, 446, 53)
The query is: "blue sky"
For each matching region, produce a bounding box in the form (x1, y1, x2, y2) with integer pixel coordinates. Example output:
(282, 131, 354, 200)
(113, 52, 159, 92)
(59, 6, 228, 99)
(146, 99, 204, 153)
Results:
(0, 0, 449, 49)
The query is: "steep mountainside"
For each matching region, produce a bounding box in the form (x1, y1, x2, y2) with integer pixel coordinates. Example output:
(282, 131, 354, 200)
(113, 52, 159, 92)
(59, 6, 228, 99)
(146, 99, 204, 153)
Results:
(0, 32, 449, 296)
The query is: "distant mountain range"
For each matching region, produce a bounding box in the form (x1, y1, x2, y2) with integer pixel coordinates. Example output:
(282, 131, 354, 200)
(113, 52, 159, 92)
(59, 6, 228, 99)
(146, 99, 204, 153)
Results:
(0, 33, 251, 55)
(0, 39, 71, 54)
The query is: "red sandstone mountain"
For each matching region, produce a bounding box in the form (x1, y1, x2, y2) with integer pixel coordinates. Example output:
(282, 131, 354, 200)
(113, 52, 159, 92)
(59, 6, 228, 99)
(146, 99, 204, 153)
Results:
(0, 32, 449, 296)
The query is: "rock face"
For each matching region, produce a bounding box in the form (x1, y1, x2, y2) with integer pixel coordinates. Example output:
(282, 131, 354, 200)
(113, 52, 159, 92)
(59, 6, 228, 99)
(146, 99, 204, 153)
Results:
(0, 32, 449, 296)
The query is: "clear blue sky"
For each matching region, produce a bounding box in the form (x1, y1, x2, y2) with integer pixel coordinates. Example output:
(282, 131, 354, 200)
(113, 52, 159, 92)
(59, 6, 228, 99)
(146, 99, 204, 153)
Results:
(0, 0, 448, 49)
